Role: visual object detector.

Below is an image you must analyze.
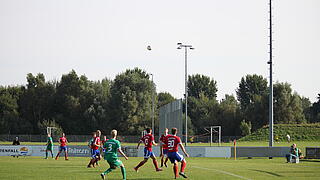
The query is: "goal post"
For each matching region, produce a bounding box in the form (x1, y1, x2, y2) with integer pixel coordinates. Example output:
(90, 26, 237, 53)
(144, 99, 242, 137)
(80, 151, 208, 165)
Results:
(204, 126, 221, 146)
(46, 127, 57, 136)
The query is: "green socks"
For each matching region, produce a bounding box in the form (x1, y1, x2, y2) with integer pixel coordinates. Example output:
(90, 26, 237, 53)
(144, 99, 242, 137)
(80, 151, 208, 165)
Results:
(121, 166, 126, 180)
(102, 167, 126, 180)
(103, 168, 113, 175)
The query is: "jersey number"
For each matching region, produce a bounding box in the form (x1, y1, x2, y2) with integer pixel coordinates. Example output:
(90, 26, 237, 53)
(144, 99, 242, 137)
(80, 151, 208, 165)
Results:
(107, 144, 113, 152)
(168, 140, 175, 148)
(144, 139, 149, 145)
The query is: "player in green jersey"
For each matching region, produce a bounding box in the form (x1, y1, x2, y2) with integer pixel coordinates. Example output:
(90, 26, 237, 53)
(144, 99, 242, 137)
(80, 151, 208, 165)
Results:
(45, 134, 54, 159)
(100, 129, 128, 180)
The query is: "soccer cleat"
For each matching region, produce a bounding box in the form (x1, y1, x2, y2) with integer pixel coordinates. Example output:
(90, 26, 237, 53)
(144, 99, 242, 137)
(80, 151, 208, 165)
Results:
(100, 173, 105, 180)
(179, 172, 188, 178)
(156, 168, 163, 172)
(133, 167, 139, 172)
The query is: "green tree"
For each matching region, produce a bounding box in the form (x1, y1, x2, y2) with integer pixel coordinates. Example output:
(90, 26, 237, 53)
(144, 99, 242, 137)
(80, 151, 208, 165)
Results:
(217, 94, 242, 136)
(240, 120, 252, 136)
(237, 74, 268, 110)
(236, 74, 269, 130)
(273, 82, 306, 124)
(157, 92, 175, 108)
(109, 68, 155, 135)
(19, 73, 56, 134)
(0, 86, 31, 134)
(300, 96, 312, 123)
(188, 74, 217, 99)
(0, 88, 19, 134)
(54, 70, 95, 134)
(310, 94, 320, 123)
(188, 93, 219, 134)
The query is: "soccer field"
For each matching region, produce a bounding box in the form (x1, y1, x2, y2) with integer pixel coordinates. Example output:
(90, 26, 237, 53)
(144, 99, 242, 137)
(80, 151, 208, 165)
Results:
(0, 156, 319, 180)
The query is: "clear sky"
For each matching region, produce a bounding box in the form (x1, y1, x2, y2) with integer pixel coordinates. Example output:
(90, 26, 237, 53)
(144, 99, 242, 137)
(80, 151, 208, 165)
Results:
(0, 0, 319, 102)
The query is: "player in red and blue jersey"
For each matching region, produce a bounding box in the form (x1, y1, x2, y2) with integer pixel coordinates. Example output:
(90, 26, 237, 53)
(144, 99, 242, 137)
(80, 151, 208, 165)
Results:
(160, 128, 169, 167)
(88, 130, 102, 168)
(134, 128, 162, 172)
(101, 136, 109, 147)
(164, 128, 189, 179)
(55, 133, 69, 160)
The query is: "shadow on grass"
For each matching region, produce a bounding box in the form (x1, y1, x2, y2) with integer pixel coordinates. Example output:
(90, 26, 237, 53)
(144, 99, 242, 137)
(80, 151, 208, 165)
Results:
(251, 169, 283, 177)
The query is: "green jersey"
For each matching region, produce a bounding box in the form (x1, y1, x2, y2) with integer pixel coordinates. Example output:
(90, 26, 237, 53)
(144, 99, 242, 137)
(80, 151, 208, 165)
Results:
(88, 138, 94, 147)
(104, 139, 121, 160)
(46, 137, 53, 151)
(47, 137, 53, 146)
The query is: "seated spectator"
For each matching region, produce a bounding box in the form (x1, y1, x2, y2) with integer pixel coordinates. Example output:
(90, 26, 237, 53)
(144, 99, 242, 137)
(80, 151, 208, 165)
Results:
(286, 143, 299, 163)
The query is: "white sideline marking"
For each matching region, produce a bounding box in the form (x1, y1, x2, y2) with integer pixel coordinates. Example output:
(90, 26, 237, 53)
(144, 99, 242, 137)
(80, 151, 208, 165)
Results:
(193, 166, 251, 180)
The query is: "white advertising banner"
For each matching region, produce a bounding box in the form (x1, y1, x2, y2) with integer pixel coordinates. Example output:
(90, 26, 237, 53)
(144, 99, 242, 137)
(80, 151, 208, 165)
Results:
(0, 145, 92, 157)
(0, 146, 33, 156)
(0, 145, 59, 157)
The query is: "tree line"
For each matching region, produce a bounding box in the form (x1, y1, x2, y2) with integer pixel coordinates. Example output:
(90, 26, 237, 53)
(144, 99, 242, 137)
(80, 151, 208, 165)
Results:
(0, 68, 319, 136)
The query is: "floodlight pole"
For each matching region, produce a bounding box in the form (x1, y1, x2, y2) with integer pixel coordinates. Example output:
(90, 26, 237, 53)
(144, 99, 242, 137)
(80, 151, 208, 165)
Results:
(150, 73, 155, 135)
(268, 0, 274, 147)
(147, 46, 155, 134)
(177, 43, 194, 146)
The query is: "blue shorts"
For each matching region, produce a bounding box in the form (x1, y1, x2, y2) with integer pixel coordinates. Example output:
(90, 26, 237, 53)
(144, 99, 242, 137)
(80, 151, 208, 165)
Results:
(59, 146, 67, 152)
(168, 152, 184, 163)
(163, 149, 168, 155)
(91, 149, 100, 159)
(144, 148, 155, 159)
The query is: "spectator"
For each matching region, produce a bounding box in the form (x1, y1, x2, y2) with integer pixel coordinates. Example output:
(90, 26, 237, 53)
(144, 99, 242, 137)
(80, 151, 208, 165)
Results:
(12, 137, 20, 158)
(286, 143, 299, 163)
(12, 137, 20, 145)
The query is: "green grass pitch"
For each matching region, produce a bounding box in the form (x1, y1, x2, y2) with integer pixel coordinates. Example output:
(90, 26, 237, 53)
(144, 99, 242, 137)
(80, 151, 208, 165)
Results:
(0, 156, 319, 180)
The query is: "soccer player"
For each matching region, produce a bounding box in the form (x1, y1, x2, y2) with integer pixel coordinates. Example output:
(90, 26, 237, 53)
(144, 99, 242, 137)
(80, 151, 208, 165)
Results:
(45, 133, 54, 159)
(55, 133, 69, 160)
(160, 128, 169, 167)
(88, 130, 102, 167)
(134, 128, 162, 172)
(101, 135, 109, 159)
(87, 132, 98, 167)
(101, 129, 128, 180)
(101, 135, 109, 145)
(164, 128, 189, 179)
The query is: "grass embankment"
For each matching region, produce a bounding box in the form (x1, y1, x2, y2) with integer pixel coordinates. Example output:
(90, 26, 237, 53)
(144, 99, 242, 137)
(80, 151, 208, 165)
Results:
(240, 123, 320, 141)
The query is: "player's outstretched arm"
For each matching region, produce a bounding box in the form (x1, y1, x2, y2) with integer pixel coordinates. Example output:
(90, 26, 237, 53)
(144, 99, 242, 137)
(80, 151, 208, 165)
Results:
(118, 148, 128, 160)
(152, 140, 157, 146)
(136, 140, 142, 149)
(179, 144, 189, 157)
(159, 143, 163, 157)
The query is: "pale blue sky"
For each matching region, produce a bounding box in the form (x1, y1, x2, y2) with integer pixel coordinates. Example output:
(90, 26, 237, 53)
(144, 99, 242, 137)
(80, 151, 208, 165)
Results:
(0, 0, 319, 102)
